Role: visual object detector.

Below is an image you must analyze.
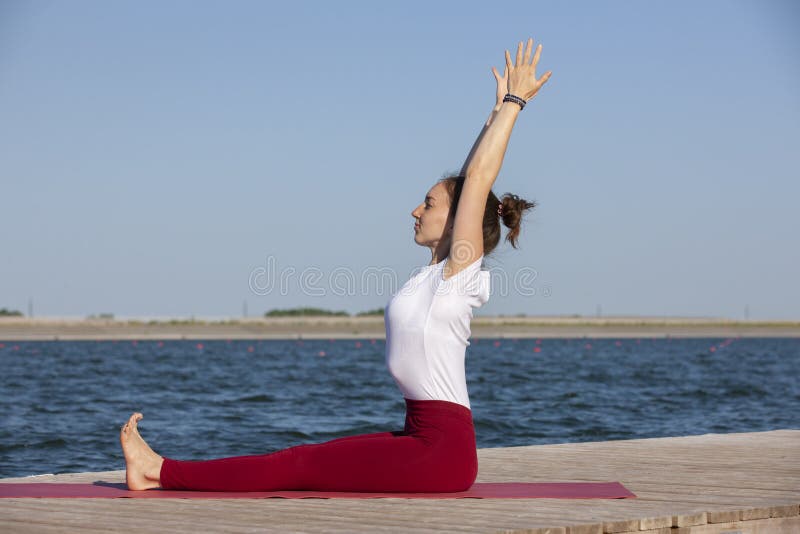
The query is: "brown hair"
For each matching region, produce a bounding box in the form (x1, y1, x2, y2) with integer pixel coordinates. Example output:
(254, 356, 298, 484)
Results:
(438, 174, 537, 256)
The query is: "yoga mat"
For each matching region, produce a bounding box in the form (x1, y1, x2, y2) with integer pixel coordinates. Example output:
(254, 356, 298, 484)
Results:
(0, 481, 636, 499)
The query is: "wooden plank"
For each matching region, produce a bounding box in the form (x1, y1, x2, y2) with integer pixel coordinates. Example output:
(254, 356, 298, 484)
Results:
(0, 429, 797, 533)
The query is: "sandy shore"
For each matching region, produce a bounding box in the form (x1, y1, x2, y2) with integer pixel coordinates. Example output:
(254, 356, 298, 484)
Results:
(1, 316, 798, 340)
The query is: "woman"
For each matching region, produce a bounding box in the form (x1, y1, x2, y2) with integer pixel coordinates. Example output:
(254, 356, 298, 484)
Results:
(120, 37, 552, 492)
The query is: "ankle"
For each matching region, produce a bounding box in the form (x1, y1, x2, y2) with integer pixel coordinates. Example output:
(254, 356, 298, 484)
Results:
(146, 457, 164, 482)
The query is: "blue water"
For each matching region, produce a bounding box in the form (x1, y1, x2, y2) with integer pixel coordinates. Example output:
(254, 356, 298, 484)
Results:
(1, 337, 798, 478)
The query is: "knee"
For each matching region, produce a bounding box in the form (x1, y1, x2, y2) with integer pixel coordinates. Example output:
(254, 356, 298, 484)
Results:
(435, 454, 478, 492)
(454, 458, 478, 492)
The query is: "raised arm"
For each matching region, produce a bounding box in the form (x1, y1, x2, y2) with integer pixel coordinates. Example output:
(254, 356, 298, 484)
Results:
(462, 39, 552, 184)
(458, 103, 502, 177)
(458, 66, 509, 176)
(445, 38, 552, 276)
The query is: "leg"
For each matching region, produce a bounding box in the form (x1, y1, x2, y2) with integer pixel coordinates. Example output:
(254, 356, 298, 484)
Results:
(314, 429, 405, 445)
(159, 429, 417, 492)
(123, 401, 477, 493)
(120, 410, 405, 491)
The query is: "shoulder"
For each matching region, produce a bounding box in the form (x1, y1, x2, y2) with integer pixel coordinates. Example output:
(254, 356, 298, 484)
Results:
(441, 254, 484, 282)
(436, 255, 491, 308)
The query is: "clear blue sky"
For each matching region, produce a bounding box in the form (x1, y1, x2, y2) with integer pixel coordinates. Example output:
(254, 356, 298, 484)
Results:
(1, 1, 798, 320)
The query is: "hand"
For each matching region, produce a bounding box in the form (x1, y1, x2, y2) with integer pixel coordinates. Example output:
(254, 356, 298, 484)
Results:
(491, 64, 508, 106)
(504, 37, 552, 103)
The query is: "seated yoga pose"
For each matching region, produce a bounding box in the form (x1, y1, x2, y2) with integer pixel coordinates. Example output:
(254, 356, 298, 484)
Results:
(119, 37, 552, 492)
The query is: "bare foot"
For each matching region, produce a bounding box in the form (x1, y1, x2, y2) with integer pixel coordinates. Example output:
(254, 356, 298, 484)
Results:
(119, 412, 164, 490)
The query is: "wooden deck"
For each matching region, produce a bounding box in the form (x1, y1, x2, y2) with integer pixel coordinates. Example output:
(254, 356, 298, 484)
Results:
(1, 429, 798, 533)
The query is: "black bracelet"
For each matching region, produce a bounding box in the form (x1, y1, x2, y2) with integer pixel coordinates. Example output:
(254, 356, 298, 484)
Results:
(503, 93, 527, 110)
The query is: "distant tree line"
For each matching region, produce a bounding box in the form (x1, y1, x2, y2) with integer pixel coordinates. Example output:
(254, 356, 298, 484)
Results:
(265, 307, 384, 317)
(0, 308, 23, 317)
(87, 313, 115, 319)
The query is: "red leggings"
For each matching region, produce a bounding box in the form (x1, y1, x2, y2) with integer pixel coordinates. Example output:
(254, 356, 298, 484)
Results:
(159, 398, 478, 492)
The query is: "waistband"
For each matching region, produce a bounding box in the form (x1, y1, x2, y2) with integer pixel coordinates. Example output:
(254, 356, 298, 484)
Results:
(403, 397, 473, 425)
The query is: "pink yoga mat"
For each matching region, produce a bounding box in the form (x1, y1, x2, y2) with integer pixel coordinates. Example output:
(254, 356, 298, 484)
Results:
(0, 482, 636, 499)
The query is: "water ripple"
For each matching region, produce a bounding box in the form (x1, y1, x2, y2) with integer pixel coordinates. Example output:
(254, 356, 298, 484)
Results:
(0, 337, 798, 477)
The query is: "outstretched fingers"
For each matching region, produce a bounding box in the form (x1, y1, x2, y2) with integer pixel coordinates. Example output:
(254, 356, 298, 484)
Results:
(503, 37, 553, 99)
(508, 38, 540, 69)
(532, 43, 542, 68)
(492, 65, 508, 81)
(523, 38, 533, 65)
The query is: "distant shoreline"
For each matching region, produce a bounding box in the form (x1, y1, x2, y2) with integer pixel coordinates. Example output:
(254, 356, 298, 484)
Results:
(1, 316, 798, 340)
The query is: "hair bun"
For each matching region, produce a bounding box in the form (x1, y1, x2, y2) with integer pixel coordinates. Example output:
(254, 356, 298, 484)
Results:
(499, 193, 537, 249)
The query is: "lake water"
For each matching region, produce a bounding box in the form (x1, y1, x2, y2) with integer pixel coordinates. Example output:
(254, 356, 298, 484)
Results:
(1, 336, 798, 478)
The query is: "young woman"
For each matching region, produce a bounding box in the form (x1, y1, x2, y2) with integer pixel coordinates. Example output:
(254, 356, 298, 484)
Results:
(120, 37, 552, 492)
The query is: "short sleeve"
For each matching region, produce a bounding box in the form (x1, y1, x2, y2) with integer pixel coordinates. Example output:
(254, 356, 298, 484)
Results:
(438, 255, 491, 309)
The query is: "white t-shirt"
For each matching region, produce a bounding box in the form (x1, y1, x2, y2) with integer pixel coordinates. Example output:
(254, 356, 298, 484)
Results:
(384, 254, 491, 410)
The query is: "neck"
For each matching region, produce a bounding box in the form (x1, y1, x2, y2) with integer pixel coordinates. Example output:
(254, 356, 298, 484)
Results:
(430, 242, 450, 265)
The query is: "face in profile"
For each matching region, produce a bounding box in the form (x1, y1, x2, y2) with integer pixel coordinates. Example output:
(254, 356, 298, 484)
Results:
(411, 182, 452, 247)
